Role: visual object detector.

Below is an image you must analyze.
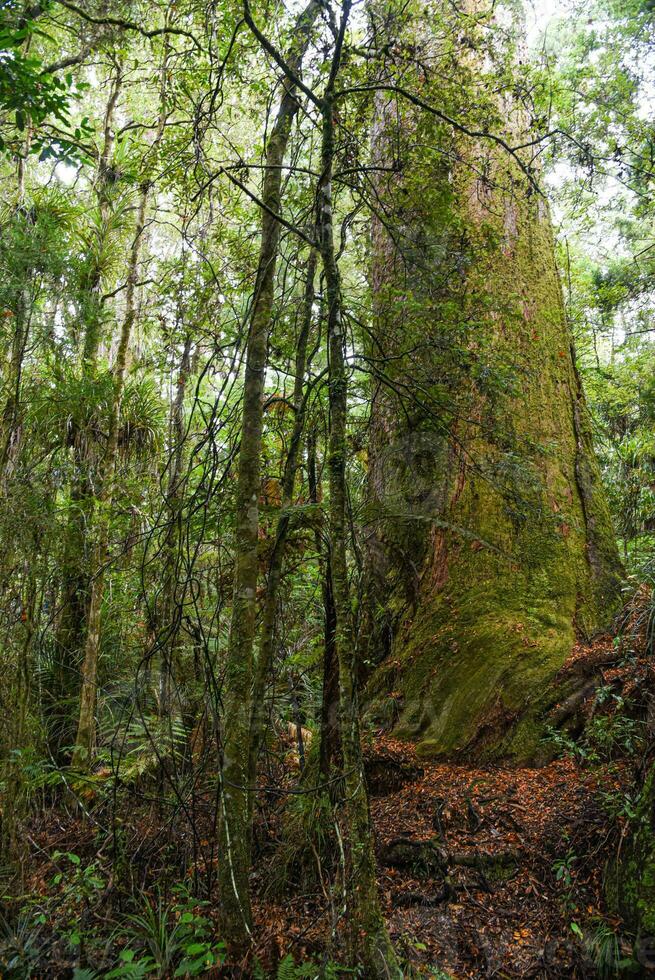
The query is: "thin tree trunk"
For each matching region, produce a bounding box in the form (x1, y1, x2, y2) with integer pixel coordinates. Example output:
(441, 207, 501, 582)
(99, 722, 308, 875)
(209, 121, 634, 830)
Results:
(72, 182, 150, 769)
(71, 43, 170, 769)
(0, 559, 37, 880)
(51, 75, 122, 757)
(217, 0, 321, 952)
(316, 8, 400, 973)
(0, 277, 30, 484)
(159, 332, 193, 720)
(248, 248, 317, 790)
(307, 430, 340, 777)
(0, 52, 35, 486)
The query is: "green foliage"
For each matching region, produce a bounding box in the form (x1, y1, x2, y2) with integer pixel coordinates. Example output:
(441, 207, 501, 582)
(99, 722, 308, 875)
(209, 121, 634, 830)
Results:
(543, 684, 645, 765)
(50, 851, 105, 950)
(626, 562, 655, 657)
(109, 888, 225, 979)
(0, 747, 64, 795)
(541, 725, 585, 762)
(269, 784, 336, 897)
(0, 2, 92, 159)
(583, 919, 636, 977)
(253, 953, 355, 979)
(0, 0, 650, 975)
(0, 910, 43, 978)
(552, 846, 587, 936)
(553, 849, 577, 889)
(598, 786, 641, 826)
(586, 693, 645, 760)
(31, 372, 165, 456)
(104, 713, 187, 783)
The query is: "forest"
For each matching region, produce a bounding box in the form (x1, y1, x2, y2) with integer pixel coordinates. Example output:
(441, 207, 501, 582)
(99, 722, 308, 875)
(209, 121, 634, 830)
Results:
(1, 0, 655, 976)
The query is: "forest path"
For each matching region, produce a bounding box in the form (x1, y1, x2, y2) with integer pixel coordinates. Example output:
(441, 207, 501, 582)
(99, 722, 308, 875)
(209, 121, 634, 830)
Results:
(367, 736, 620, 977)
(255, 733, 622, 977)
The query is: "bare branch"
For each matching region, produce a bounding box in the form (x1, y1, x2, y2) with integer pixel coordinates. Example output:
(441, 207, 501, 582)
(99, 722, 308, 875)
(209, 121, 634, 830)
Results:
(54, 0, 202, 51)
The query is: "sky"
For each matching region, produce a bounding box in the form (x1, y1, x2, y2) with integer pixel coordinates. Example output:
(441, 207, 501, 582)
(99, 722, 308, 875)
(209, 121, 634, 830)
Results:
(526, 0, 569, 45)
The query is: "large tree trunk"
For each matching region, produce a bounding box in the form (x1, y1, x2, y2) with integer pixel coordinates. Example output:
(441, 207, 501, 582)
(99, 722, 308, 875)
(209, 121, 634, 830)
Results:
(364, 0, 622, 762)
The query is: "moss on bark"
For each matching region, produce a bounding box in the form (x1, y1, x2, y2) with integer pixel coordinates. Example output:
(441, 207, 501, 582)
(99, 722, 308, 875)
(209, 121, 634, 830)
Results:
(606, 767, 655, 946)
(365, 5, 622, 762)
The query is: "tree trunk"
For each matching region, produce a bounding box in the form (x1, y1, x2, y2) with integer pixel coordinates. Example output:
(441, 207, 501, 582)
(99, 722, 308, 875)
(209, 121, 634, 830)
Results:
(51, 74, 122, 757)
(317, 10, 400, 972)
(217, 0, 321, 953)
(307, 431, 340, 777)
(158, 332, 193, 721)
(364, 0, 622, 762)
(72, 182, 150, 769)
(0, 558, 38, 881)
(248, 248, 317, 789)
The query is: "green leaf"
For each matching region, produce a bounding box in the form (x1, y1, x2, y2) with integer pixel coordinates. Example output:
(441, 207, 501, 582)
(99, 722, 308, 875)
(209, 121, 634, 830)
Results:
(182, 942, 208, 955)
(175, 955, 212, 976)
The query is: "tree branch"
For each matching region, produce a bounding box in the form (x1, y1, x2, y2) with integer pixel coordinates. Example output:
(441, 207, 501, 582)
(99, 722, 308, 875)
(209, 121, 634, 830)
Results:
(242, 0, 322, 109)
(54, 0, 202, 51)
(340, 82, 543, 194)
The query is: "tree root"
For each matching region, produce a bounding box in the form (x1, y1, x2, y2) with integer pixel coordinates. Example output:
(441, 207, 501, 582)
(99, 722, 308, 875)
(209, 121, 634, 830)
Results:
(379, 835, 522, 879)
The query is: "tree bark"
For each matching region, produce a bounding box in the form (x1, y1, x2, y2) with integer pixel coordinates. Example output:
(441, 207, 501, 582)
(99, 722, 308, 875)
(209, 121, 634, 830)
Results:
(364, 0, 623, 761)
(217, 0, 322, 953)
(316, 7, 400, 972)
(307, 430, 340, 777)
(158, 331, 193, 721)
(248, 248, 317, 790)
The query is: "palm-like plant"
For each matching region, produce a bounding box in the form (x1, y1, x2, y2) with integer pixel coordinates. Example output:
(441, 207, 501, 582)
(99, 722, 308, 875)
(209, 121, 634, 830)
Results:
(29, 372, 165, 457)
(123, 897, 185, 977)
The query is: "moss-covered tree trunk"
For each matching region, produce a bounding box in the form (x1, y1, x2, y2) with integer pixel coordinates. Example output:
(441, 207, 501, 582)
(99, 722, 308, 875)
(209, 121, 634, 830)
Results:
(318, 11, 400, 972)
(248, 247, 317, 787)
(158, 331, 193, 720)
(307, 429, 340, 777)
(0, 557, 38, 880)
(217, 0, 321, 953)
(365, 0, 622, 762)
(72, 181, 150, 769)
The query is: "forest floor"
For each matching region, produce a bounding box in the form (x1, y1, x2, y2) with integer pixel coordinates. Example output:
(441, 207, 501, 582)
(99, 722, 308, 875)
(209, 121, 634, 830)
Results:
(249, 632, 646, 977)
(19, 632, 646, 978)
(252, 735, 624, 978)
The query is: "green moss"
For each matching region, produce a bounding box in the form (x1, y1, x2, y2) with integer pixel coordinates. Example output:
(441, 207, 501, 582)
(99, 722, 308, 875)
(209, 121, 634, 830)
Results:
(367, 97, 623, 762)
(608, 767, 655, 939)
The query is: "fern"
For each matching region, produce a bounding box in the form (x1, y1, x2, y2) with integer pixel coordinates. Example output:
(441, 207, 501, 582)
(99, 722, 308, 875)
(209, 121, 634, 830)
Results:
(276, 956, 299, 980)
(275, 954, 351, 980)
